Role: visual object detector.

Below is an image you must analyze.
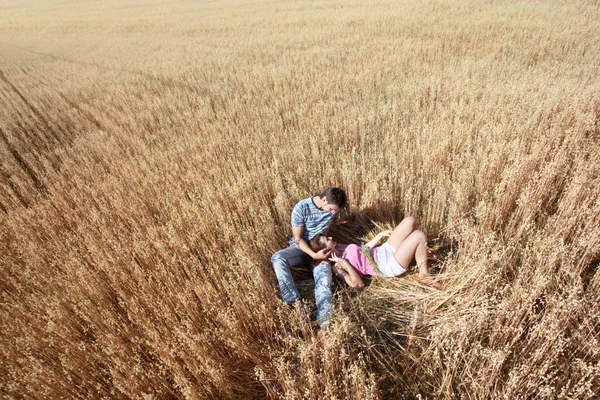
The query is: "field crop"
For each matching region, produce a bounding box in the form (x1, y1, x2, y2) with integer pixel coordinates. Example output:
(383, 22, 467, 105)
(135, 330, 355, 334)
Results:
(1, 0, 599, 398)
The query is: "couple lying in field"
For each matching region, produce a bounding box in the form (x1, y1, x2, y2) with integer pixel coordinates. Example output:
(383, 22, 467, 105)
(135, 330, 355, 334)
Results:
(271, 187, 440, 330)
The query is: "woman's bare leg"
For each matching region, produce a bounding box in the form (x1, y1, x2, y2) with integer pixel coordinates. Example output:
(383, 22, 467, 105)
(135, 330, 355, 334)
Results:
(390, 225, 441, 289)
(386, 216, 418, 251)
(392, 229, 428, 273)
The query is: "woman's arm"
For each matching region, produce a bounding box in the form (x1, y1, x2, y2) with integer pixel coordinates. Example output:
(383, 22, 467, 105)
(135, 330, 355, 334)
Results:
(331, 263, 349, 283)
(365, 230, 393, 249)
(330, 254, 364, 289)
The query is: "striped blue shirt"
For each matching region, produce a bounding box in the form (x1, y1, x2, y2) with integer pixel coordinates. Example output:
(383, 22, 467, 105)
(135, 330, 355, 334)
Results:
(288, 197, 335, 247)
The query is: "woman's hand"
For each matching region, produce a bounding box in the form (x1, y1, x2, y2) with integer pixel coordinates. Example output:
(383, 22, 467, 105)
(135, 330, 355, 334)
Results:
(365, 230, 394, 248)
(328, 252, 341, 264)
(329, 253, 348, 270)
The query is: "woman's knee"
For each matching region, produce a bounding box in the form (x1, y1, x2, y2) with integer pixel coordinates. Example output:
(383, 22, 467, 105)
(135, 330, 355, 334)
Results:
(401, 216, 418, 229)
(411, 229, 427, 243)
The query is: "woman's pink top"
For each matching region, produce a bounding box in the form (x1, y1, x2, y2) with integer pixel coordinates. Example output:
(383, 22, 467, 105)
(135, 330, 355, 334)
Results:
(341, 244, 378, 276)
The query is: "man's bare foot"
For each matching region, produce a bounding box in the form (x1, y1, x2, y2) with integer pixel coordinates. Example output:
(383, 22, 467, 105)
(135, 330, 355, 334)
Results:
(316, 325, 330, 345)
(291, 300, 311, 326)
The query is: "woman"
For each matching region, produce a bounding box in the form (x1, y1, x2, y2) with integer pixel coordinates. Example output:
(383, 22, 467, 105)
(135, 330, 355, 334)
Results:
(310, 216, 441, 289)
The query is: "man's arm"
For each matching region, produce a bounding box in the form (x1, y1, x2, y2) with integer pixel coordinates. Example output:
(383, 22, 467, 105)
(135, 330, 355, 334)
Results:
(292, 225, 330, 260)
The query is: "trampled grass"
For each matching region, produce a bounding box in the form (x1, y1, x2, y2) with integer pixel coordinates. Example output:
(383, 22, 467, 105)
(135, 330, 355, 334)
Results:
(1, 0, 599, 398)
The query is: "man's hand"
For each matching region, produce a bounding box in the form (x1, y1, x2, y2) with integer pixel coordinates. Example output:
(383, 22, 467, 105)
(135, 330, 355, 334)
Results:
(313, 248, 331, 261)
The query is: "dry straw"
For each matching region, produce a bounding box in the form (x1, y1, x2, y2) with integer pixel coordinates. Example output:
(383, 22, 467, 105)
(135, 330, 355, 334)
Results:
(1, 0, 599, 398)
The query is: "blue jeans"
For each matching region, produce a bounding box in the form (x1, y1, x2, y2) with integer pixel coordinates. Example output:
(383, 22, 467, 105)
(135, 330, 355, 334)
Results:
(271, 246, 333, 328)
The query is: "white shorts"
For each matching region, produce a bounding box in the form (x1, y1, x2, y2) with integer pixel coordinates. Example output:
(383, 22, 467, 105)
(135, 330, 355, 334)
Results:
(374, 242, 406, 277)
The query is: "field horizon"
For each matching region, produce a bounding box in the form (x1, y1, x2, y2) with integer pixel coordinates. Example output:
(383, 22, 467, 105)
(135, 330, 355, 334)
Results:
(1, 0, 599, 398)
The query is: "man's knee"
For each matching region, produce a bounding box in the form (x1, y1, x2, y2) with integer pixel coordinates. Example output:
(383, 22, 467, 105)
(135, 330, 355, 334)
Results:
(271, 253, 286, 268)
(271, 251, 293, 273)
(270, 252, 281, 265)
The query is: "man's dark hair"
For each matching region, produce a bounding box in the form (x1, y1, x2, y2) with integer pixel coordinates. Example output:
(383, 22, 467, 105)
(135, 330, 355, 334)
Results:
(319, 187, 348, 209)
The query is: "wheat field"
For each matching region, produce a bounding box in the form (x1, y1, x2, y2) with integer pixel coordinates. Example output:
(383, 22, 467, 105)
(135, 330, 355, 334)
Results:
(1, 0, 599, 398)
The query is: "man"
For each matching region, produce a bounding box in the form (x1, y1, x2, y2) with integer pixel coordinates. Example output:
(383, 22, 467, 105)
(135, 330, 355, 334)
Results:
(271, 187, 348, 329)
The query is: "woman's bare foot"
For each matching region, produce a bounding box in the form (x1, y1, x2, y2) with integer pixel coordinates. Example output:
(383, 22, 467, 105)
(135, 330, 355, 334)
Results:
(419, 274, 442, 290)
(427, 247, 440, 261)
